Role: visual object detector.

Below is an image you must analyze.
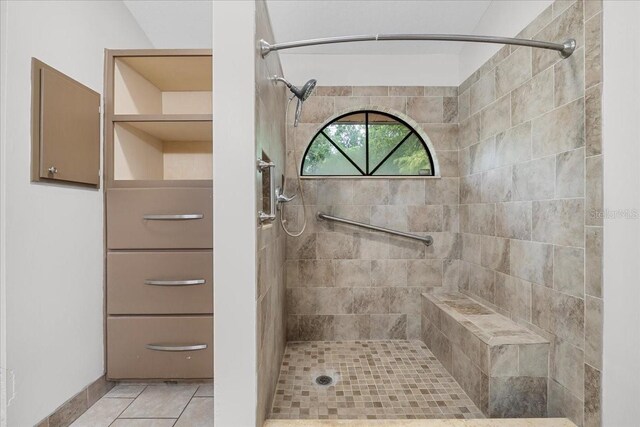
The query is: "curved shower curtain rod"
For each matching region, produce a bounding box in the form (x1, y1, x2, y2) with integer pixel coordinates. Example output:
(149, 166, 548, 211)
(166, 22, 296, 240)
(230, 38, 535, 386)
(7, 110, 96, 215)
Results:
(259, 34, 576, 58)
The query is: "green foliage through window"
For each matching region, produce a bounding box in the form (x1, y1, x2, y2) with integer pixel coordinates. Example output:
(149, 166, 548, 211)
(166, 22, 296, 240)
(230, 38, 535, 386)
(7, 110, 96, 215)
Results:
(302, 111, 434, 176)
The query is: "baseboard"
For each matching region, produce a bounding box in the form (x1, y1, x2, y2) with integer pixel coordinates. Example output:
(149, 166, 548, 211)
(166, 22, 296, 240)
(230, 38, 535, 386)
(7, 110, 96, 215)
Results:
(34, 374, 114, 427)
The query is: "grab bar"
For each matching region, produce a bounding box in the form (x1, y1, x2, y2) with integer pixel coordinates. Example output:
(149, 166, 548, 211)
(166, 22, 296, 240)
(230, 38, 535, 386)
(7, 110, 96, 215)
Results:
(257, 159, 276, 223)
(145, 344, 208, 352)
(317, 212, 433, 246)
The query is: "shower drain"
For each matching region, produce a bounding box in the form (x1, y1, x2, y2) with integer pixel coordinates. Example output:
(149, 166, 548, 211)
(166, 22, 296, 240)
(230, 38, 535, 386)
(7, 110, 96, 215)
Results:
(315, 375, 333, 386)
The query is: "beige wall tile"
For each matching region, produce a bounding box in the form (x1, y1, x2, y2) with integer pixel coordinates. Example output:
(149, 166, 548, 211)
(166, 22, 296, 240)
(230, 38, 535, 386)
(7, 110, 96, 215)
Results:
(371, 259, 407, 287)
(513, 157, 555, 201)
(585, 0, 602, 20)
(333, 259, 371, 287)
(496, 47, 532, 98)
(532, 98, 585, 158)
(554, 47, 585, 106)
(389, 179, 425, 205)
(407, 205, 443, 232)
(481, 166, 513, 203)
(353, 86, 388, 96)
(532, 1, 584, 76)
(585, 155, 603, 226)
(469, 263, 496, 302)
(469, 137, 496, 174)
(481, 236, 510, 274)
(458, 89, 470, 122)
(352, 179, 389, 205)
(585, 84, 602, 157)
(556, 148, 585, 198)
(389, 86, 423, 96)
(425, 177, 459, 205)
(585, 226, 603, 298)
(511, 67, 554, 126)
(495, 272, 532, 322)
(459, 114, 481, 148)
(550, 338, 585, 400)
(548, 378, 584, 426)
(316, 232, 359, 259)
(481, 95, 511, 140)
(370, 314, 407, 339)
(298, 96, 334, 124)
(584, 363, 602, 427)
(424, 86, 458, 97)
(496, 201, 532, 240)
(461, 174, 482, 205)
(334, 96, 369, 112)
(352, 287, 388, 314)
(585, 13, 602, 90)
(470, 71, 496, 115)
(407, 259, 443, 286)
(421, 124, 458, 151)
(495, 122, 531, 168)
(553, 246, 585, 298)
(443, 97, 458, 123)
(585, 296, 603, 369)
(407, 96, 444, 123)
(532, 199, 585, 247)
(510, 240, 553, 286)
(333, 314, 370, 339)
(314, 86, 352, 96)
(370, 96, 406, 113)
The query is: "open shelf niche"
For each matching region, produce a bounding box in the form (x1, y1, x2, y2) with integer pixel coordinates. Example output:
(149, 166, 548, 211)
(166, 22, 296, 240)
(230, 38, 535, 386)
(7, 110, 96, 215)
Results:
(114, 55, 212, 116)
(113, 121, 212, 181)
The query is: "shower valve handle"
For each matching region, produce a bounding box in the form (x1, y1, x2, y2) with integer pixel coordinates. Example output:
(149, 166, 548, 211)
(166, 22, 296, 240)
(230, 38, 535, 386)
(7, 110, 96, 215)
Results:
(277, 191, 297, 204)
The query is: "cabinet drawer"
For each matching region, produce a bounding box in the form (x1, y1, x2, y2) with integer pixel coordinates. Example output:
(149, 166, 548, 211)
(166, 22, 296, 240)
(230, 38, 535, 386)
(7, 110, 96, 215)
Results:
(107, 251, 212, 315)
(107, 316, 213, 379)
(107, 188, 212, 249)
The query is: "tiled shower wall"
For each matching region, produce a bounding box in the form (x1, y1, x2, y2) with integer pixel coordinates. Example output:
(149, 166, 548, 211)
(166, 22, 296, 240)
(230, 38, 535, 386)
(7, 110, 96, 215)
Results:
(456, 1, 602, 426)
(284, 86, 462, 341)
(282, 1, 602, 425)
(256, 0, 287, 424)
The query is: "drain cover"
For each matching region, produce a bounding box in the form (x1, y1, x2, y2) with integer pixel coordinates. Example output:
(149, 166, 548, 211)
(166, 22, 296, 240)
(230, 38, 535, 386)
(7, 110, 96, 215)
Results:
(315, 375, 333, 386)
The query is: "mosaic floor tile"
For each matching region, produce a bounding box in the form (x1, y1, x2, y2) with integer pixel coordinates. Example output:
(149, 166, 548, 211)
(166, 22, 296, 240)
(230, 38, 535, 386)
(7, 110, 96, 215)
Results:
(269, 340, 484, 420)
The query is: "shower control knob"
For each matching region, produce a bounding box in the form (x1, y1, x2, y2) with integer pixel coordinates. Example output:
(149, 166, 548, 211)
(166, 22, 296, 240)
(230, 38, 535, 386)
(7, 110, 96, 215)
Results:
(48, 166, 58, 174)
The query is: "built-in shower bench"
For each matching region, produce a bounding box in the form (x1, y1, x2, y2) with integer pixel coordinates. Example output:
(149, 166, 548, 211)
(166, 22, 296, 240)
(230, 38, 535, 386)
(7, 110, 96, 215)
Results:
(421, 292, 549, 418)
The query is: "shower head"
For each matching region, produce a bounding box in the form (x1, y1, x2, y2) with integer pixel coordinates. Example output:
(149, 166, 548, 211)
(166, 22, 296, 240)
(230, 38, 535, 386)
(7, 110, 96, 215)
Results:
(273, 76, 317, 101)
(273, 76, 318, 127)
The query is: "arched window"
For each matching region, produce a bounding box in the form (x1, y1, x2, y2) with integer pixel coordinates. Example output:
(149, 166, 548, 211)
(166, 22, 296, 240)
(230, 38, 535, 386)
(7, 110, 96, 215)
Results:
(301, 110, 435, 177)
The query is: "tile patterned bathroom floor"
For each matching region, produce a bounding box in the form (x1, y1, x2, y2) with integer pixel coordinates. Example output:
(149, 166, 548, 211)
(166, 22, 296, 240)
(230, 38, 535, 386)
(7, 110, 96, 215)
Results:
(269, 340, 484, 420)
(70, 383, 213, 426)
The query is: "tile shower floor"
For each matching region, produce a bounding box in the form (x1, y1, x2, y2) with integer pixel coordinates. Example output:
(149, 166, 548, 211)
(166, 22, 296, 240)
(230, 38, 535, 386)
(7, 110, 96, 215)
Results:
(71, 383, 213, 426)
(269, 340, 484, 420)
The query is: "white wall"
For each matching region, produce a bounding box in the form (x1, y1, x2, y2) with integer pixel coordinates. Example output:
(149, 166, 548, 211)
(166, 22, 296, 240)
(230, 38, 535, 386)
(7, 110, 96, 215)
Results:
(279, 53, 459, 87)
(0, 2, 151, 425)
(0, 1, 9, 425)
(602, 2, 640, 425)
(277, 0, 552, 87)
(212, 1, 258, 426)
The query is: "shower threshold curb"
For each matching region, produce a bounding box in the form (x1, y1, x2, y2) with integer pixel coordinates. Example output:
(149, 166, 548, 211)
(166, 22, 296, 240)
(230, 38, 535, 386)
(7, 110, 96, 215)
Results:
(264, 419, 576, 427)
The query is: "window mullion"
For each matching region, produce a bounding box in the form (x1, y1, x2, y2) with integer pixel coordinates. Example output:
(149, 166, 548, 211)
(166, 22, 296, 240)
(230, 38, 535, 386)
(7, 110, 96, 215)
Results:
(321, 131, 366, 175)
(369, 130, 413, 175)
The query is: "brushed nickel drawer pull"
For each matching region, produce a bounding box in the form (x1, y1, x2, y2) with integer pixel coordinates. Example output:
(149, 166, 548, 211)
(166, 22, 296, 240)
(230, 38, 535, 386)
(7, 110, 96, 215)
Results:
(144, 279, 206, 286)
(145, 344, 208, 352)
(143, 214, 204, 220)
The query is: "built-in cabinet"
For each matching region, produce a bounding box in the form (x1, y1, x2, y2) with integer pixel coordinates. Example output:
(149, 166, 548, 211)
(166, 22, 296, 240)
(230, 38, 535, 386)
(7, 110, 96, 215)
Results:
(104, 50, 213, 380)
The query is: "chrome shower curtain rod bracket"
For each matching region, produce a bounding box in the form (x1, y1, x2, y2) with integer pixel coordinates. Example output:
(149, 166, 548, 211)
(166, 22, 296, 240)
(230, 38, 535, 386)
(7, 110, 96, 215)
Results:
(259, 34, 576, 59)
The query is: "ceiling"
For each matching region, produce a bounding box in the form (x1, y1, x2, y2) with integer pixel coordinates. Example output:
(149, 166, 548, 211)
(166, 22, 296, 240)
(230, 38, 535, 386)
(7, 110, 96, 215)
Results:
(265, 0, 492, 55)
(123, 0, 212, 49)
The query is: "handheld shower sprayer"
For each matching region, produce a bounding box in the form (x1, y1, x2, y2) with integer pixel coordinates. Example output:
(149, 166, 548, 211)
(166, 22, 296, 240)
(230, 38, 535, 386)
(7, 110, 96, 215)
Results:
(272, 76, 317, 127)
(271, 74, 318, 238)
